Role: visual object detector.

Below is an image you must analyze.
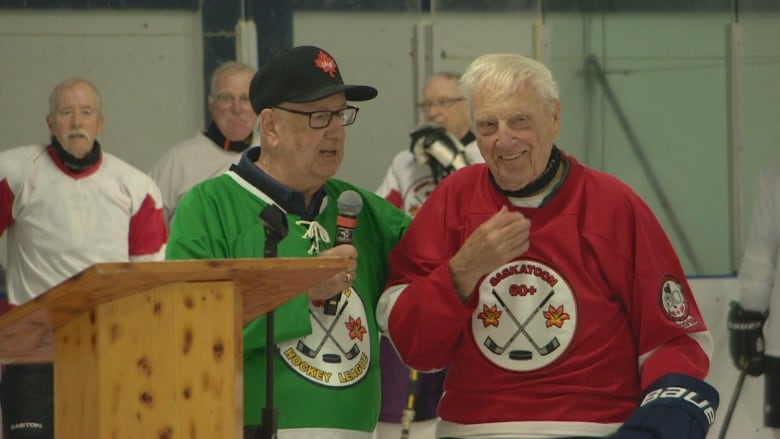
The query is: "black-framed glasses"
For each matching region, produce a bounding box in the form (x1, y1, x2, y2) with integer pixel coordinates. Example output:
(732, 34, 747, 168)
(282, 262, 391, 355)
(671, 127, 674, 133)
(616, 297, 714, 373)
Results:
(415, 97, 465, 110)
(272, 105, 359, 129)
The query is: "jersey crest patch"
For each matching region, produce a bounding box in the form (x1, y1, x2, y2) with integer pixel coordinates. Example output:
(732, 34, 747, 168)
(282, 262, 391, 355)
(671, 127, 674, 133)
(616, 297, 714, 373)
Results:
(402, 176, 436, 217)
(659, 276, 699, 329)
(473, 259, 577, 371)
(278, 288, 371, 387)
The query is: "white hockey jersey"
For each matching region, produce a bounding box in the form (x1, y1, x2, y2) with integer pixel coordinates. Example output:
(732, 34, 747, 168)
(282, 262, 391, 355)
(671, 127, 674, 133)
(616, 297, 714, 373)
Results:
(739, 160, 780, 356)
(149, 133, 246, 224)
(0, 144, 167, 305)
(376, 140, 482, 216)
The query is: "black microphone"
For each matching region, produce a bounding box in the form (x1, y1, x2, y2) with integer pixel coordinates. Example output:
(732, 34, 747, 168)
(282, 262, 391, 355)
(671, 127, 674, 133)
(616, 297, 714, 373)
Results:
(323, 190, 363, 315)
(259, 204, 288, 258)
(247, 204, 288, 439)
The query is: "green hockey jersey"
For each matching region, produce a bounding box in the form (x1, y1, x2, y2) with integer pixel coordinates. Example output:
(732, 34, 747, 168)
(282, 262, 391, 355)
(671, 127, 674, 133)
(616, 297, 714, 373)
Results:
(167, 168, 409, 436)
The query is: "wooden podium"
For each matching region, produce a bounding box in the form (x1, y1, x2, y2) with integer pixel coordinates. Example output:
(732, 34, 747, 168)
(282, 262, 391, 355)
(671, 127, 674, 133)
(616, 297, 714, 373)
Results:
(0, 258, 348, 439)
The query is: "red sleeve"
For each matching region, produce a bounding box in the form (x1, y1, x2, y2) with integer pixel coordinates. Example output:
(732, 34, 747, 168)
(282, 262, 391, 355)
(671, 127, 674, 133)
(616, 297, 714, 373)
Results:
(0, 178, 14, 235)
(128, 193, 168, 256)
(385, 190, 402, 209)
(595, 191, 711, 388)
(387, 262, 474, 371)
(384, 180, 477, 371)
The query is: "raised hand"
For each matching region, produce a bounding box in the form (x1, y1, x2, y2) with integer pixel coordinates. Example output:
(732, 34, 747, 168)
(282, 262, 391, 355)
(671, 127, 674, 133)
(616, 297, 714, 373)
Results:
(449, 206, 531, 299)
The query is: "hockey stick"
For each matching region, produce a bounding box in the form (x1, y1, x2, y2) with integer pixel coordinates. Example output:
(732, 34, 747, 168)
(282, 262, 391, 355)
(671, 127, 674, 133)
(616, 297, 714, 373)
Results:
(484, 290, 552, 356)
(297, 300, 349, 359)
(400, 368, 418, 439)
(484, 289, 556, 356)
(718, 369, 748, 439)
(309, 307, 360, 360)
(492, 290, 560, 356)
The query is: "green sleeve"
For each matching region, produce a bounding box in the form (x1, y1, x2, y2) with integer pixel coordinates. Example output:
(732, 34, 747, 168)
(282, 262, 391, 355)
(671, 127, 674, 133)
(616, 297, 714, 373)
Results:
(166, 185, 228, 260)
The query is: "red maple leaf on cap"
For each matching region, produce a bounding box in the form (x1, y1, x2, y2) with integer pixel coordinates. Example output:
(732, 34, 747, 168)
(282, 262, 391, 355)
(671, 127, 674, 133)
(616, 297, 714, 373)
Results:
(313, 50, 338, 78)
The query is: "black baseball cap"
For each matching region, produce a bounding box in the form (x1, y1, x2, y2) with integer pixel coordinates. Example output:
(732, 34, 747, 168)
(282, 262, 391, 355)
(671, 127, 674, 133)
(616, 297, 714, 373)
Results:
(249, 45, 378, 113)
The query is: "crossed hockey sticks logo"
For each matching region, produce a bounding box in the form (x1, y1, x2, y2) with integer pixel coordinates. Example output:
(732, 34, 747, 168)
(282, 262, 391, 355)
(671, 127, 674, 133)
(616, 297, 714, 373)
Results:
(309, 305, 360, 361)
(484, 289, 560, 360)
(297, 300, 359, 363)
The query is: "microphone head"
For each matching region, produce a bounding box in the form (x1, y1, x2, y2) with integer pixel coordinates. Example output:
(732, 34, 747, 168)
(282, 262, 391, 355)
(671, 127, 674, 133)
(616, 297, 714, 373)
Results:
(337, 190, 363, 217)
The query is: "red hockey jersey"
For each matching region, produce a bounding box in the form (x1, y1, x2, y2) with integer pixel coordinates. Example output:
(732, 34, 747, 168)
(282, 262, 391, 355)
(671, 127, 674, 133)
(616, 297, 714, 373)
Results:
(377, 154, 712, 438)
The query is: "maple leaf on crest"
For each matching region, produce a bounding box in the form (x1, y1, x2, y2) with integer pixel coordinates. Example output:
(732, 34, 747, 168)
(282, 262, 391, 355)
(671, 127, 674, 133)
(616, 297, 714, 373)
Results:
(477, 304, 501, 328)
(543, 304, 570, 328)
(345, 316, 367, 341)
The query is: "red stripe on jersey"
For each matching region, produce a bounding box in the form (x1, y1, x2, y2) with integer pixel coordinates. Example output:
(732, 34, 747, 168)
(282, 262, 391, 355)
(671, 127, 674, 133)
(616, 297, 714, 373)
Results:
(128, 193, 168, 256)
(385, 190, 402, 209)
(0, 178, 15, 234)
(46, 146, 102, 179)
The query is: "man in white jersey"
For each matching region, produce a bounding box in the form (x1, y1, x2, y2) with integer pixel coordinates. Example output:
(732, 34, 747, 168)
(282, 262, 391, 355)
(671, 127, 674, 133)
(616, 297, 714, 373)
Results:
(376, 72, 482, 216)
(729, 159, 780, 437)
(0, 78, 167, 439)
(150, 61, 257, 224)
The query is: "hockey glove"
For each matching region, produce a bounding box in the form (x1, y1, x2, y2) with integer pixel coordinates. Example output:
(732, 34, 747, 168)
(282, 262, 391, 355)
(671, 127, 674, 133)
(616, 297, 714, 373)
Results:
(605, 374, 718, 439)
(409, 123, 469, 183)
(728, 300, 768, 376)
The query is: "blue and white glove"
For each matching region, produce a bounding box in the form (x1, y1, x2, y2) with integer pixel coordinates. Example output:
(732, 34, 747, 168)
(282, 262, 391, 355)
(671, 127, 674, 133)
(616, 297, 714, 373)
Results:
(605, 374, 718, 439)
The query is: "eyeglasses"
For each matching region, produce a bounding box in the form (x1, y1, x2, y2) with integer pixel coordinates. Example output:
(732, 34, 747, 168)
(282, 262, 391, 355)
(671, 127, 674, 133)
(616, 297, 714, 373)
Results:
(211, 93, 252, 109)
(416, 97, 465, 110)
(273, 105, 359, 129)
